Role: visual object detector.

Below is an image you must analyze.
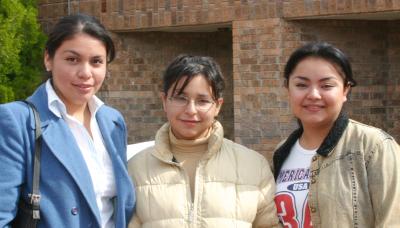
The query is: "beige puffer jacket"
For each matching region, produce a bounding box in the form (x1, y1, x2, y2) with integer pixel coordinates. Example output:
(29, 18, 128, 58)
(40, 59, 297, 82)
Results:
(128, 121, 280, 228)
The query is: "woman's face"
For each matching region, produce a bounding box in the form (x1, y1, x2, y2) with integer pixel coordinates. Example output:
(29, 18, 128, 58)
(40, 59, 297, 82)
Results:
(44, 33, 107, 112)
(287, 57, 350, 129)
(162, 74, 223, 140)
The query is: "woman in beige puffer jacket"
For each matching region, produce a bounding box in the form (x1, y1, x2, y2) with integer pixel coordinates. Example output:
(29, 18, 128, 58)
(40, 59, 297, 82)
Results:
(128, 55, 280, 228)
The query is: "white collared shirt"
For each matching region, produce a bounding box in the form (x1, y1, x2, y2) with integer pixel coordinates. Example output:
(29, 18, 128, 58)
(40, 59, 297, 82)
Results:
(46, 80, 116, 228)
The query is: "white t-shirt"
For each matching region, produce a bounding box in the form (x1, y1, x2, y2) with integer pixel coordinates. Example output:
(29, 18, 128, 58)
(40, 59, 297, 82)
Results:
(275, 140, 316, 228)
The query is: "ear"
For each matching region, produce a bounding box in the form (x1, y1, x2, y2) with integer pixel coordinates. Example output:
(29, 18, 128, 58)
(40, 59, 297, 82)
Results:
(343, 84, 351, 102)
(284, 79, 289, 88)
(214, 98, 224, 117)
(160, 92, 167, 112)
(44, 50, 52, 71)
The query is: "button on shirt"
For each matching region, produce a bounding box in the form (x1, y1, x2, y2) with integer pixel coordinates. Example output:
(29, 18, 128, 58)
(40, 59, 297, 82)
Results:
(46, 80, 116, 228)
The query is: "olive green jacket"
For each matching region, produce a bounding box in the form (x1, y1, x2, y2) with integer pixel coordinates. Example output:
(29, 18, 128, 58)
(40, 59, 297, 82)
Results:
(274, 114, 400, 228)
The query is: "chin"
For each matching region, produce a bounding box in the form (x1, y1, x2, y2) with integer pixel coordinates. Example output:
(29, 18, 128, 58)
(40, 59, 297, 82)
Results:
(304, 118, 332, 127)
(183, 134, 201, 140)
(182, 132, 203, 140)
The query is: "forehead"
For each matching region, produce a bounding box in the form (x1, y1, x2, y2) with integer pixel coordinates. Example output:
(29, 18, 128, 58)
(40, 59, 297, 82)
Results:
(56, 33, 106, 55)
(171, 74, 213, 95)
(291, 57, 344, 81)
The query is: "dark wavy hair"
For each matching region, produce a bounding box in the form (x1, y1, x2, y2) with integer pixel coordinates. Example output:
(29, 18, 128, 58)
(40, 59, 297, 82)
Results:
(163, 55, 225, 100)
(284, 42, 357, 87)
(45, 13, 115, 63)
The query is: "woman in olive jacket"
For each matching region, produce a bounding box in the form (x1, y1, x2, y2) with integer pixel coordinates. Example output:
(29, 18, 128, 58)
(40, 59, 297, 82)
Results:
(273, 42, 400, 228)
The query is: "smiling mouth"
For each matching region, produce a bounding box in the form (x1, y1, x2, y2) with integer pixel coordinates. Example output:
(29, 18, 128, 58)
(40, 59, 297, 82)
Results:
(181, 119, 199, 123)
(304, 105, 324, 111)
(180, 119, 201, 126)
(73, 84, 93, 93)
(75, 84, 92, 88)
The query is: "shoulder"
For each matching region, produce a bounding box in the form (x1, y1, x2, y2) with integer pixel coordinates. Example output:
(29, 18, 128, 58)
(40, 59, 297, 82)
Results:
(0, 101, 30, 114)
(0, 101, 32, 128)
(343, 119, 399, 163)
(219, 139, 274, 187)
(97, 104, 125, 125)
(128, 146, 160, 185)
(347, 119, 396, 142)
(98, 104, 123, 118)
(0, 102, 33, 157)
(222, 138, 270, 167)
(128, 147, 155, 171)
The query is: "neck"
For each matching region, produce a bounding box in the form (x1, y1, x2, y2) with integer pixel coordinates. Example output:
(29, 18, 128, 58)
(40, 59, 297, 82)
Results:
(300, 122, 333, 150)
(66, 104, 89, 121)
(67, 104, 93, 138)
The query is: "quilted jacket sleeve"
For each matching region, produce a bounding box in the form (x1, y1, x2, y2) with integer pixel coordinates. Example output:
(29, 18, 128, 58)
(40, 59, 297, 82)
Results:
(253, 157, 282, 228)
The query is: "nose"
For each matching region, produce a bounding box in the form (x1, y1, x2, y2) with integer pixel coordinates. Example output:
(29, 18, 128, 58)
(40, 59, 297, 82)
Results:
(184, 100, 198, 114)
(78, 63, 92, 79)
(307, 87, 321, 99)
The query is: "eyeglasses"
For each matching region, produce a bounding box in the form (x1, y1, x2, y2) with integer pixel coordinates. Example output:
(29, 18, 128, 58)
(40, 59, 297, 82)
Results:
(168, 95, 215, 112)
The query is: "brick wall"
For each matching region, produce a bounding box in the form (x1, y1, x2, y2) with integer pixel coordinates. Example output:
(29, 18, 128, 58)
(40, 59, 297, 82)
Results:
(283, 0, 400, 18)
(38, 0, 101, 33)
(98, 30, 233, 143)
(232, 18, 288, 161)
(100, 0, 283, 31)
(37, 1, 400, 160)
(387, 21, 400, 140)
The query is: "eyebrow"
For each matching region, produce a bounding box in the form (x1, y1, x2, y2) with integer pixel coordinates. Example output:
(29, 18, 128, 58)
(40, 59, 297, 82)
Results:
(177, 92, 212, 98)
(62, 50, 80, 56)
(293, 76, 339, 82)
(62, 50, 104, 58)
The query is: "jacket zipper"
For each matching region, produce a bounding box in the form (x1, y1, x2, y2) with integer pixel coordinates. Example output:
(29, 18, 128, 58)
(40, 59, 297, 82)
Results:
(188, 202, 194, 224)
(173, 161, 195, 226)
(180, 161, 203, 227)
(158, 155, 202, 227)
(190, 162, 202, 227)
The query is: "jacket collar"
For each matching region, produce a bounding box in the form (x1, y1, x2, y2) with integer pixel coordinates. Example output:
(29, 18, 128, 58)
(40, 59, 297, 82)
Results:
(273, 113, 349, 179)
(152, 121, 224, 164)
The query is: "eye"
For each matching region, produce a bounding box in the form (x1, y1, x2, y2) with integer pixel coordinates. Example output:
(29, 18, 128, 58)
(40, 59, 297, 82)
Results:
(295, 83, 307, 88)
(92, 57, 104, 65)
(65, 57, 79, 63)
(197, 99, 213, 105)
(321, 84, 335, 89)
(174, 95, 188, 101)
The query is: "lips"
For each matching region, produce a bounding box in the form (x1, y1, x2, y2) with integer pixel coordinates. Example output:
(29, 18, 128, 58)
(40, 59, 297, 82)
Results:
(73, 83, 93, 93)
(75, 83, 92, 88)
(180, 119, 199, 126)
(303, 104, 324, 112)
